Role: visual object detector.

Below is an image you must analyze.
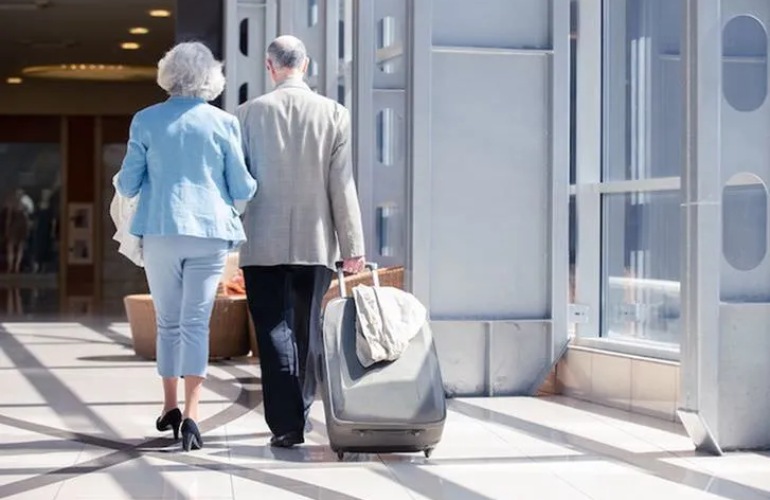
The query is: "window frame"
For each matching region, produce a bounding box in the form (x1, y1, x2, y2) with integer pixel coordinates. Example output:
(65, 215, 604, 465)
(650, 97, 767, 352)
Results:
(570, 0, 685, 360)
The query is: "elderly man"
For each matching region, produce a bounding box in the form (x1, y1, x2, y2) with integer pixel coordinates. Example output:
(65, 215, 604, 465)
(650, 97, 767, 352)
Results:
(237, 35, 366, 448)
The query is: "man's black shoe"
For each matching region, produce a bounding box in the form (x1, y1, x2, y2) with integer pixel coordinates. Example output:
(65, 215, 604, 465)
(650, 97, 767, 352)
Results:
(270, 432, 304, 448)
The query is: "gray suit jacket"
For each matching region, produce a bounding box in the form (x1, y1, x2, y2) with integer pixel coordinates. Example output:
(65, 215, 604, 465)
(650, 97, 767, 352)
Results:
(235, 77, 365, 270)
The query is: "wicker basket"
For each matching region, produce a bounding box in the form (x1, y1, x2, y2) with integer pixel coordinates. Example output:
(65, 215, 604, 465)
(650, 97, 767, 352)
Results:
(321, 266, 405, 309)
(124, 294, 251, 360)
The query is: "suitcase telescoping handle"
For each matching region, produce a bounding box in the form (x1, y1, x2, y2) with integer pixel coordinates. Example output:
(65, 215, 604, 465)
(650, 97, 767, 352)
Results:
(335, 261, 380, 298)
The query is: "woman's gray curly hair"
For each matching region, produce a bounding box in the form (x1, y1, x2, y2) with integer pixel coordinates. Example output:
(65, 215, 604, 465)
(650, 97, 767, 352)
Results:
(156, 42, 225, 101)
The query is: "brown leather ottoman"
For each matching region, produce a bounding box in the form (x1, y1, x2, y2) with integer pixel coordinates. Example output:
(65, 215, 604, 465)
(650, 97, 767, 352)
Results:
(124, 294, 250, 360)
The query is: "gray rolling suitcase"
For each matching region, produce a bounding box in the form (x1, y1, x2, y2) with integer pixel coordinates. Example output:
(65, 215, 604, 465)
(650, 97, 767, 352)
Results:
(318, 263, 446, 460)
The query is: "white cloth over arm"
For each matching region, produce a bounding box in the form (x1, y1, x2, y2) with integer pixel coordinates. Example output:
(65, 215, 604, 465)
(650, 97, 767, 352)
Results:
(109, 174, 143, 267)
(352, 286, 427, 368)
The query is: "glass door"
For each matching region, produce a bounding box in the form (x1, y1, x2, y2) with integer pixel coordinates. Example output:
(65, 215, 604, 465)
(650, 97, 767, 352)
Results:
(0, 117, 63, 318)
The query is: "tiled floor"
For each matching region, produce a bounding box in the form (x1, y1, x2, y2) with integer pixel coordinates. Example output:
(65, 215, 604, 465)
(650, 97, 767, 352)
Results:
(2, 321, 770, 499)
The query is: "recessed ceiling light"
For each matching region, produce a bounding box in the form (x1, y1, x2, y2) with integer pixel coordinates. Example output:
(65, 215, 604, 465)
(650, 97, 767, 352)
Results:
(129, 27, 149, 35)
(121, 42, 141, 50)
(6, 77, 22, 84)
(148, 9, 171, 17)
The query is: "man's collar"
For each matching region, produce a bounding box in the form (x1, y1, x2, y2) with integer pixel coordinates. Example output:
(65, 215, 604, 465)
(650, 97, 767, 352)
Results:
(275, 76, 311, 91)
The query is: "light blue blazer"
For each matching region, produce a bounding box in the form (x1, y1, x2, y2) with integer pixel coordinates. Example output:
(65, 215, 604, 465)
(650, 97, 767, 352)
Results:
(117, 96, 257, 245)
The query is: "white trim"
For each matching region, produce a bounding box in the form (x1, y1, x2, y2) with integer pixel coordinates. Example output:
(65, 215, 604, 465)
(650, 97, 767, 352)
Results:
(432, 46, 553, 56)
(573, 337, 681, 362)
(594, 177, 680, 193)
(574, 0, 603, 339)
(568, 172, 764, 196)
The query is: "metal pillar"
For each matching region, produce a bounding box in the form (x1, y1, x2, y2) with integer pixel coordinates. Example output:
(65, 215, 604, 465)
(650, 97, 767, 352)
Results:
(222, 0, 337, 113)
(354, 0, 409, 269)
(222, 0, 277, 113)
(678, 0, 723, 456)
(679, 0, 770, 453)
(408, 0, 572, 396)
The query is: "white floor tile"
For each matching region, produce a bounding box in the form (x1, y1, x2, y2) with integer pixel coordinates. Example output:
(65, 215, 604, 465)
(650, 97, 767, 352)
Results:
(255, 464, 415, 500)
(1, 480, 63, 500)
(549, 460, 729, 500)
(386, 463, 592, 500)
(0, 424, 84, 487)
(55, 456, 234, 499)
(3, 322, 769, 500)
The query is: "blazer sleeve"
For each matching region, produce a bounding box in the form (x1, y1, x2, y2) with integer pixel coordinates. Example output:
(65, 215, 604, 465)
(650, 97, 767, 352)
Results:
(235, 105, 254, 177)
(328, 107, 366, 258)
(224, 117, 258, 201)
(116, 115, 148, 199)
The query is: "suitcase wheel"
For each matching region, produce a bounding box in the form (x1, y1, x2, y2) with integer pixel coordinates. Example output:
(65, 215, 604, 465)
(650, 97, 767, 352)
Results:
(336, 451, 345, 461)
(424, 448, 434, 459)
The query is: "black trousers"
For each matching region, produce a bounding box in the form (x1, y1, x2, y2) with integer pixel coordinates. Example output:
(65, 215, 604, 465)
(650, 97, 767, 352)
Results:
(243, 265, 333, 437)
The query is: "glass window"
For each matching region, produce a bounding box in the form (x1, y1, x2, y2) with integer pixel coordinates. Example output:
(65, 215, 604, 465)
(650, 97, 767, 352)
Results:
(376, 16, 402, 75)
(0, 143, 62, 316)
(723, 175, 768, 272)
(376, 108, 402, 166)
(602, 191, 681, 345)
(598, 0, 684, 347)
(603, 0, 683, 181)
(308, 0, 319, 28)
(722, 15, 767, 112)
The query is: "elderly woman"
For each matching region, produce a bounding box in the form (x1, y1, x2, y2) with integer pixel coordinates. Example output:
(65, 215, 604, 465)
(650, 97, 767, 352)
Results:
(116, 42, 257, 451)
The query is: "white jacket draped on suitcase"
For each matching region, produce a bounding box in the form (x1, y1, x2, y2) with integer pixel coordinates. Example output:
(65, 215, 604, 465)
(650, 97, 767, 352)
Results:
(352, 286, 427, 368)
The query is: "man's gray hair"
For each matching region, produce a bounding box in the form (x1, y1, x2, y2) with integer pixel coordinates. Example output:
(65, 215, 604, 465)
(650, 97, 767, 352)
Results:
(267, 36, 308, 69)
(157, 42, 225, 101)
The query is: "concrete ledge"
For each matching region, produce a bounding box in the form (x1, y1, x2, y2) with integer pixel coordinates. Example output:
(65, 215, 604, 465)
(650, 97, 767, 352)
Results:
(557, 345, 680, 421)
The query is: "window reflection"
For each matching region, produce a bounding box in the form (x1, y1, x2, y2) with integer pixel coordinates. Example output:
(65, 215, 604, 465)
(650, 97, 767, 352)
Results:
(600, 0, 684, 346)
(603, 0, 683, 181)
(723, 15, 768, 112)
(602, 192, 681, 345)
(376, 108, 401, 166)
(376, 16, 402, 74)
(723, 175, 768, 272)
(0, 143, 61, 316)
(308, 0, 319, 27)
(307, 57, 319, 78)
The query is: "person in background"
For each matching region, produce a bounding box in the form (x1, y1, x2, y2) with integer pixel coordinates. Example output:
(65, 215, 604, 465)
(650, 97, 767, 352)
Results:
(32, 189, 55, 273)
(236, 35, 365, 448)
(3, 190, 31, 274)
(116, 41, 257, 452)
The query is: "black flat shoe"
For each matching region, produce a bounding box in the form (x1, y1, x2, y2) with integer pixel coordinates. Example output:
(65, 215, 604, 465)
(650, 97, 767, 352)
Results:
(155, 408, 183, 440)
(181, 418, 203, 451)
(270, 431, 304, 448)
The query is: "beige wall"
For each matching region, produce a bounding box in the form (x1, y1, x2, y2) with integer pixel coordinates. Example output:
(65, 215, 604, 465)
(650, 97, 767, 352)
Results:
(0, 80, 165, 116)
(557, 346, 680, 421)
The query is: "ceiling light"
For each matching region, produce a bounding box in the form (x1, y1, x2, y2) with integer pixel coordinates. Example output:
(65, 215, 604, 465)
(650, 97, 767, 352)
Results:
(6, 77, 22, 84)
(121, 42, 141, 50)
(22, 64, 156, 82)
(148, 9, 171, 17)
(0, 0, 51, 11)
(129, 27, 149, 35)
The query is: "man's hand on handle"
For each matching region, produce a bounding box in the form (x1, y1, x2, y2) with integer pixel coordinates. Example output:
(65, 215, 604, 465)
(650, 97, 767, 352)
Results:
(341, 256, 365, 274)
